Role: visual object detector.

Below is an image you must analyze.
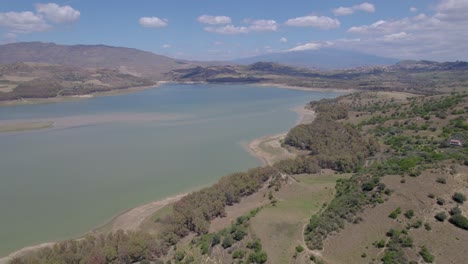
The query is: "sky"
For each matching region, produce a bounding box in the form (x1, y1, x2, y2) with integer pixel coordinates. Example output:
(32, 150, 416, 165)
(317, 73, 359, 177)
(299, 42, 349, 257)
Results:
(0, 0, 467, 61)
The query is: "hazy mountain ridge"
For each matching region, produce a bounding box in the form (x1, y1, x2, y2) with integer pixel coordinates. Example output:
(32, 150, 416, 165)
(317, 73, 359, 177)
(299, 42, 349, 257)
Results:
(233, 49, 400, 69)
(0, 42, 206, 80)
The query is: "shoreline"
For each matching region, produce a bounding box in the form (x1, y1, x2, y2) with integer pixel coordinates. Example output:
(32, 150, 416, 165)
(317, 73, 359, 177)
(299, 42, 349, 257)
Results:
(0, 83, 163, 107)
(244, 105, 316, 166)
(0, 81, 352, 107)
(253, 82, 356, 94)
(0, 192, 188, 263)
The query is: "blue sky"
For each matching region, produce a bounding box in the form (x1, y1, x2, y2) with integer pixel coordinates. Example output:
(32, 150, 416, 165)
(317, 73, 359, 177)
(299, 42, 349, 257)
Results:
(1, 0, 467, 61)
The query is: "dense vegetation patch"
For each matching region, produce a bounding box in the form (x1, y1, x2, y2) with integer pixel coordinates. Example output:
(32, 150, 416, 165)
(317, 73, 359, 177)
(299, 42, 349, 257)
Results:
(284, 99, 378, 173)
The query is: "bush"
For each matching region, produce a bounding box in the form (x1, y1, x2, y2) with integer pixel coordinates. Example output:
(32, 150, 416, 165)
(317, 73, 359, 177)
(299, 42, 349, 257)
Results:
(436, 197, 445, 205)
(247, 251, 268, 264)
(222, 236, 234, 249)
(295, 245, 304, 253)
(452, 192, 467, 204)
(449, 214, 468, 230)
(247, 239, 262, 253)
(375, 240, 386, 248)
(419, 246, 434, 263)
(436, 177, 447, 184)
(232, 250, 246, 259)
(404, 209, 414, 219)
(435, 212, 447, 222)
(389, 207, 402, 219)
(424, 223, 432, 231)
(450, 206, 462, 216)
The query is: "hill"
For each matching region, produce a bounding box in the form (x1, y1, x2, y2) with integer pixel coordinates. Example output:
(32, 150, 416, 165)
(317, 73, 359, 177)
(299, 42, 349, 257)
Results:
(0, 42, 205, 80)
(0, 62, 155, 101)
(170, 60, 468, 94)
(233, 49, 399, 69)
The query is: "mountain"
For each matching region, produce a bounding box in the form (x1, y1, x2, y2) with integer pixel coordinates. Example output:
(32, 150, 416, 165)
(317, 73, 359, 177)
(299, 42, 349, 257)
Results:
(233, 48, 400, 69)
(0, 42, 206, 80)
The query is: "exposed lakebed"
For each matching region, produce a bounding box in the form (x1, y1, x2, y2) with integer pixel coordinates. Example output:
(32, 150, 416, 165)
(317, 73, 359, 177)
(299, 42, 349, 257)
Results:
(0, 83, 339, 256)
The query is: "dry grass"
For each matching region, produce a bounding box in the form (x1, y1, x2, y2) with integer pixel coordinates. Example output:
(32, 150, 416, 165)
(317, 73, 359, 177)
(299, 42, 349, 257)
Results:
(321, 164, 468, 264)
(249, 173, 348, 264)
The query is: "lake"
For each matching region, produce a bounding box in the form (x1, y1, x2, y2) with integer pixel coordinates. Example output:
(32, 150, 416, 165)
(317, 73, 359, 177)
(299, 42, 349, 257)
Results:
(0, 83, 339, 256)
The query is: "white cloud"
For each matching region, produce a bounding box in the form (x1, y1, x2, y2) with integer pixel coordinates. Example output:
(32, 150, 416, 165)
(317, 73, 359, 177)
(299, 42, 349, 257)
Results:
(342, 0, 468, 60)
(333, 2, 375, 16)
(139, 17, 168, 28)
(332, 7, 354, 16)
(204, 25, 248, 34)
(204, 19, 277, 34)
(285, 16, 340, 29)
(382, 32, 408, 41)
(162, 44, 171, 48)
(0, 11, 50, 33)
(348, 20, 386, 34)
(410, 7, 418, 13)
(246, 19, 277, 32)
(213, 41, 224, 46)
(287, 42, 322, 52)
(280, 37, 288, 43)
(35, 3, 80, 23)
(354, 2, 376, 13)
(197, 15, 231, 25)
(435, 0, 468, 22)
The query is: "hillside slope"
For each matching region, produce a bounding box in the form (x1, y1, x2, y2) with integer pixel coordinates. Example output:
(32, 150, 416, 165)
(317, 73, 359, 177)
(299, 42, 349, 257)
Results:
(0, 42, 204, 80)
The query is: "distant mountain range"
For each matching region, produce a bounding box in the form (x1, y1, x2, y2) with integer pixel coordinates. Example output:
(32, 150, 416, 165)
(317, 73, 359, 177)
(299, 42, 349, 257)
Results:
(233, 49, 400, 69)
(0, 42, 210, 79)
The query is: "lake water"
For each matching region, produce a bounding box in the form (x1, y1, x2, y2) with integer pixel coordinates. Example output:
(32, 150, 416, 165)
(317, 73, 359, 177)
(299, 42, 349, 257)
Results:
(0, 83, 339, 256)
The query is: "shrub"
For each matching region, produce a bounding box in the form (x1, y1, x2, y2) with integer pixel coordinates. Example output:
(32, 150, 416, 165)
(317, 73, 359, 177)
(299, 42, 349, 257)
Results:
(428, 193, 435, 199)
(389, 207, 402, 219)
(247, 239, 262, 253)
(449, 214, 468, 230)
(375, 240, 386, 248)
(404, 209, 414, 219)
(436, 177, 447, 184)
(232, 250, 246, 259)
(419, 246, 434, 263)
(222, 236, 234, 249)
(296, 245, 304, 253)
(435, 212, 447, 222)
(424, 223, 432, 231)
(436, 197, 445, 205)
(450, 206, 462, 216)
(452, 192, 467, 204)
(247, 251, 268, 264)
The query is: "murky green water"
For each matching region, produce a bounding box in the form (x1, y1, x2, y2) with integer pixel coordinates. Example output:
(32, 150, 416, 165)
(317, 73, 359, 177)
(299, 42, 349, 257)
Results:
(0, 83, 338, 256)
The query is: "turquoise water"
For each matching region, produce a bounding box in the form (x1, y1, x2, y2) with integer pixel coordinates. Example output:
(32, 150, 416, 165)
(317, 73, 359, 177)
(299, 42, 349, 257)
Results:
(0, 83, 339, 256)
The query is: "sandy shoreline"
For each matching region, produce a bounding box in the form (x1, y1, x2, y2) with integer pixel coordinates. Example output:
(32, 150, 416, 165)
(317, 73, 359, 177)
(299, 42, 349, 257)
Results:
(244, 105, 316, 166)
(254, 82, 355, 94)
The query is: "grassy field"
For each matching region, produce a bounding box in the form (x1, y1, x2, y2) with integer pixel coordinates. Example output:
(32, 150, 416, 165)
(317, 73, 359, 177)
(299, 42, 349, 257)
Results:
(249, 173, 349, 264)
